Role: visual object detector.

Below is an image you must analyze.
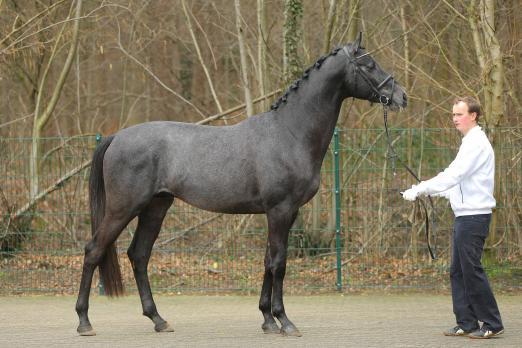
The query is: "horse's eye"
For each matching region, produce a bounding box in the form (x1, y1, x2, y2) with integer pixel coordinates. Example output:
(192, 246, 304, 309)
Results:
(367, 61, 375, 69)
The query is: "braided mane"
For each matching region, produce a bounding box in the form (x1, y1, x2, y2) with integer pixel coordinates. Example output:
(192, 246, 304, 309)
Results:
(271, 47, 343, 111)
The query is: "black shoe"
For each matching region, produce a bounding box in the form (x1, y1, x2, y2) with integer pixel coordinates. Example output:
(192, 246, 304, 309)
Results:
(443, 326, 473, 336)
(469, 327, 504, 339)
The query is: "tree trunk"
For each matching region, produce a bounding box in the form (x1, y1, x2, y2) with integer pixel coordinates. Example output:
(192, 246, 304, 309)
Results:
(322, 0, 338, 54)
(468, 0, 506, 244)
(257, 0, 268, 112)
(283, 0, 303, 84)
(480, 0, 504, 129)
(235, 0, 253, 117)
(30, 0, 82, 199)
(347, 0, 360, 42)
(399, 0, 410, 91)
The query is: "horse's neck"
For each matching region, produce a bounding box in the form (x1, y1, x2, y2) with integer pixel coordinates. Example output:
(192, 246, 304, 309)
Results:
(277, 73, 346, 163)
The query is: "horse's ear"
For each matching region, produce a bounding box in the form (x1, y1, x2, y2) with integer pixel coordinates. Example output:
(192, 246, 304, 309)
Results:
(355, 32, 363, 51)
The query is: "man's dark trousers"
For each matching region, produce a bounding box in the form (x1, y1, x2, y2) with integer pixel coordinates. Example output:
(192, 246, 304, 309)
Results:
(451, 213, 503, 332)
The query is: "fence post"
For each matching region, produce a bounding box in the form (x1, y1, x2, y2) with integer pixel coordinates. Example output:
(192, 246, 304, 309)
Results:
(334, 128, 342, 291)
(95, 133, 105, 296)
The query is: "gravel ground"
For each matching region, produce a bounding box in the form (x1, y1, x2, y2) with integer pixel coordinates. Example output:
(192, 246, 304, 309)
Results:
(0, 293, 519, 347)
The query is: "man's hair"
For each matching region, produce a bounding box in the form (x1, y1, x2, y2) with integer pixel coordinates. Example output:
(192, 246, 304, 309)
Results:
(454, 96, 481, 122)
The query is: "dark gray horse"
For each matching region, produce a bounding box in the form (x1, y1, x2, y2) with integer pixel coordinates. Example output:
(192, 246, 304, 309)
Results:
(75, 33, 407, 337)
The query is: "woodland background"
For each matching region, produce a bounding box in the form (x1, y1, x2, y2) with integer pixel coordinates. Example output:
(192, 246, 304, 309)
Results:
(1, 0, 520, 136)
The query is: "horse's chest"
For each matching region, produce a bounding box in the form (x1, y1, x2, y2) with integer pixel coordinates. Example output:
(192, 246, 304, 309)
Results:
(293, 171, 321, 205)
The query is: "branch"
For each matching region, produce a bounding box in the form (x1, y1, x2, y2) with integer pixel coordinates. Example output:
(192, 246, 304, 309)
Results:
(155, 214, 223, 247)
(322, 0, 338, 54)
(196, 89, 281, 125)
(468, 0, 486, 70)
(0, 0, 67, 48)
(423, 17, 475, 96)
(0, 113, 32, 129)
(1, 3, 109, 55)
(442, 0, 467, 20)
(235, 0, 254, 116)
(10, 159, 91, 222)
(37, 0, 83, 130)
(362, 1, 442, 57)
(182, 0, 223, 113)
(116, 29, 207, 119)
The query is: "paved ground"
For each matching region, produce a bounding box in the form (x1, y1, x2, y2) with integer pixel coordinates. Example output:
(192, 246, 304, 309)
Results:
(0, 293, 520, 347)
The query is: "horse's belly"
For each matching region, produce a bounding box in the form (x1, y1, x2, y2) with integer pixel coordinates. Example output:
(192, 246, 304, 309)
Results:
(172, 179, 264, 214)
(177, 194, 265, 214)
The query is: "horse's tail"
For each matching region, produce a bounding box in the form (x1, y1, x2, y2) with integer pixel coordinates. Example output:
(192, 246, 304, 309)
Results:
(89, 134, 124, 297)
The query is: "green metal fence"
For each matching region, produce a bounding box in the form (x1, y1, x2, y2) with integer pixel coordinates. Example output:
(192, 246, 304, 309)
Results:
(1, 128, 521, 294)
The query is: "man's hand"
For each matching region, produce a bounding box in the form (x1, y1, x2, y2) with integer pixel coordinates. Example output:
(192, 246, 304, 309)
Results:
(401, 185, 419, 201)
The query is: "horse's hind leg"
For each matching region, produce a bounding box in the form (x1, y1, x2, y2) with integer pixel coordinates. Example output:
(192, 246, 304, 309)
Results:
(264, 206, 301, 336)
(76, 212, 135, 335)
(127, 195, 174, 333)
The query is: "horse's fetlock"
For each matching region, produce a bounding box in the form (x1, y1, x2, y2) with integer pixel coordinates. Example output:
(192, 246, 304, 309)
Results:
(142, 307, 157, 320)
(259, 299, 271, 313)
(272, 305, 284, 318)
(75, 301, 87, 315)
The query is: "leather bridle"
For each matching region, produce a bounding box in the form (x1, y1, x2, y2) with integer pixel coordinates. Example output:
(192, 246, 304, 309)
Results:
(342, 46, 395, 106)
(343, 46, 437, 260)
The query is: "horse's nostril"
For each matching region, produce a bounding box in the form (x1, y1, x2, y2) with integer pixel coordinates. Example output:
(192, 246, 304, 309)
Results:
(402, 94, 408, 106)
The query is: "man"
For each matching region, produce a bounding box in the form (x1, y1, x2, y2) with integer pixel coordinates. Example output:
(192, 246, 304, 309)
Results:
(402, 96, 504, 339)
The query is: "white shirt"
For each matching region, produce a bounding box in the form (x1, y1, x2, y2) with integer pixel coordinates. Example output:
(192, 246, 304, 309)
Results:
(416, 126, 496, 217)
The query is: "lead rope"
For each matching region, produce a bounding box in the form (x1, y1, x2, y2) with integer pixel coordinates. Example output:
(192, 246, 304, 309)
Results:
(383, 105, 437, 260)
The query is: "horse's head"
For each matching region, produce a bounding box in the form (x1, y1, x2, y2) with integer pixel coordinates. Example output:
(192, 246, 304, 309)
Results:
(343, 33, 407, 110)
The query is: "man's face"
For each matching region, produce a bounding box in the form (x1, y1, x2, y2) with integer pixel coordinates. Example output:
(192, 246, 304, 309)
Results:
(452, 101, 477, 135)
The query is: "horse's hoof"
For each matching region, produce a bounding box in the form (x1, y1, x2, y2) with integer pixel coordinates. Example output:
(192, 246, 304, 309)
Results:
(154, 321, 174, 333)
(77, 324, 96, 336)
(281, 325, 302, 337)
(262, 322, 280, 334)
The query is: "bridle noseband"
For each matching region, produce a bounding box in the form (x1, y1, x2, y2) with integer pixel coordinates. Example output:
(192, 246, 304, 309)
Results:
(342, 46, 437, 260)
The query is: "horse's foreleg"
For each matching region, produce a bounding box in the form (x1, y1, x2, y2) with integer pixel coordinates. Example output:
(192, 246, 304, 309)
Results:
(127, 196, 174, 333)
(259, 244, 279, 333)
(266, 207, 301, 337)
(76, 214, 133, 336)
